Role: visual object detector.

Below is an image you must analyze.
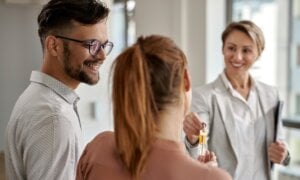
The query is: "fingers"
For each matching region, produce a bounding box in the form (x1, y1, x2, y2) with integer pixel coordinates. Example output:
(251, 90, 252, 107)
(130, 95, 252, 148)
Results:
(197, 151, 218, 167)
(268, 141, 288, 164)
(197, 151, 217, 162)
(198, 151, 209, 163)
(183, 112, 208, 144)
(183, 112, 204, 144)
(206, 151, 217, 162)
(183, 112, 203, 135)
(204, 151, 210, 162)
(206, 161, 218, 167)
(210, 152, 217, 162)
(198, 155, 206, 163)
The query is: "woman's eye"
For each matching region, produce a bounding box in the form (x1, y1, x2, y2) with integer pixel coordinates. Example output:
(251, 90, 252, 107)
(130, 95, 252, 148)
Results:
(228, 46, 235, 51)
(243, 49, 252, 53)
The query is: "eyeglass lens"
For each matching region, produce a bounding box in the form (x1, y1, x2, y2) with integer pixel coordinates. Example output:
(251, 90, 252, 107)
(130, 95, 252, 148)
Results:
(90, 41, 113, 56)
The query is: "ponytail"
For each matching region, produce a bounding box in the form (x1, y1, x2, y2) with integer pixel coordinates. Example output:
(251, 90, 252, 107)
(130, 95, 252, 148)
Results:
(112, 35, 187, 179)
(112, 38, 157, 179)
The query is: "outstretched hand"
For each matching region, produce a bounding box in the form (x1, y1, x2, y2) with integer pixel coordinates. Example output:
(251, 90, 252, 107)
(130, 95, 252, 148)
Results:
(183, 112, 205, 144)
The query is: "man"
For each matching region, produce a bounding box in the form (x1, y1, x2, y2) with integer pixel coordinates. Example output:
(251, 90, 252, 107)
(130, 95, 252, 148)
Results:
(5, 0, 113, 179)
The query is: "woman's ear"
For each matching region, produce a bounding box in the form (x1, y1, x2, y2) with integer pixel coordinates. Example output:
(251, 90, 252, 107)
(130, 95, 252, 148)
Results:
(183, 68, 192, 115)
(184, 69, 191, 92)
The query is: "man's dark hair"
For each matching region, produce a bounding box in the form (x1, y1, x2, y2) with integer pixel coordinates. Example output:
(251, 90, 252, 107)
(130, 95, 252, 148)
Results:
(38, 0, 109, 49)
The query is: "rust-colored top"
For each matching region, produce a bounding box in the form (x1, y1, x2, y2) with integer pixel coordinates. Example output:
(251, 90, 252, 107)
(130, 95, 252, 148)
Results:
(76, 131, 232, 180)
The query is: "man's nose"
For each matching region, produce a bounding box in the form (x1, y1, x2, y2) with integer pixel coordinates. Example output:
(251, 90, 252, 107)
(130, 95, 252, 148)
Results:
(95, 47, 106, 59)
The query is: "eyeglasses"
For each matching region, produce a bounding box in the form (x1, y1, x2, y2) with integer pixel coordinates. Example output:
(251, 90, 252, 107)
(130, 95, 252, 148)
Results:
(55, 35, 114, 56)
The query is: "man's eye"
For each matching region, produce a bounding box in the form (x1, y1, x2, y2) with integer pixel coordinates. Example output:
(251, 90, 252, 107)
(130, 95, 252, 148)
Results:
(83, 41, 93, 47)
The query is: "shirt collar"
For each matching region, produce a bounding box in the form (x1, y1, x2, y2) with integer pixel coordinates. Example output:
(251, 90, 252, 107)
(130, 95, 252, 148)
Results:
(220, 70, 256, 92)
(221, 71, 233, 91)
(30, 71, 80, 104)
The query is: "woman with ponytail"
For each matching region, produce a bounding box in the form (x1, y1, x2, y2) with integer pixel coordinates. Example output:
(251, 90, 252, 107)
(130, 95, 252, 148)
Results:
(76, 35, 232, 180)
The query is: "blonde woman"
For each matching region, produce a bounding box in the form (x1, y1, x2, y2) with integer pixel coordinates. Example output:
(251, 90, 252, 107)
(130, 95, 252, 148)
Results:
(184, 20, 290, 180)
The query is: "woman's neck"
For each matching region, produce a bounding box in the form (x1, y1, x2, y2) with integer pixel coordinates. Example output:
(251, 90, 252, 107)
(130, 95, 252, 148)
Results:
(155, 105, 184, 143)
(225, 70, 252, 99)
(225, 71, 251, 89)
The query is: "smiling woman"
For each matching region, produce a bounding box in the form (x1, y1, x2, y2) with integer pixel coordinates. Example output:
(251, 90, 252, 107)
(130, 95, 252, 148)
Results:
(221, 21, 264, 99)
(184, 20, 290, 180)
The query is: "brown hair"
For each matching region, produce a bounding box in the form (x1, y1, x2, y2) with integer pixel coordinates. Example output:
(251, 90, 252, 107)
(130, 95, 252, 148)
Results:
(38, 0, 109, 49)
(221, 20, 265, 57)
(112, 35, 187, 179)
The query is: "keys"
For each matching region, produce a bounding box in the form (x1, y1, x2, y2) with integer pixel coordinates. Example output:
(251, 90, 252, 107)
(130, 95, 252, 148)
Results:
(199, 123, 208, 156)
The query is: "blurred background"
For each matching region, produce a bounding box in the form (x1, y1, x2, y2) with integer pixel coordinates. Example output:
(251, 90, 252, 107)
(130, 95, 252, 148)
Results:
(0, 0, 299, 179)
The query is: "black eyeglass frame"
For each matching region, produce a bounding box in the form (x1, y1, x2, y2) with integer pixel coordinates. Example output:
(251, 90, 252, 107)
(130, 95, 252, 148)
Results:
(55, 35, 114, 56)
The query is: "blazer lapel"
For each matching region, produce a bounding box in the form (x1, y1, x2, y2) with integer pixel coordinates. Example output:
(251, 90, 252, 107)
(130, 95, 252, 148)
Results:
(256, 82, 276, 178)
(212, 77, 239, 158)
(255, 83, 274, 147)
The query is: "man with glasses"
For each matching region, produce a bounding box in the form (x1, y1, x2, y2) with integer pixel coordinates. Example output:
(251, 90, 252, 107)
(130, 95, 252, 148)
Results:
(5, 0, 113, 179)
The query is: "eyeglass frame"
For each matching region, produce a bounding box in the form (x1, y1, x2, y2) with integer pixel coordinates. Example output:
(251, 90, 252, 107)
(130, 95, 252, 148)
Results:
(54, 35, 114, 56)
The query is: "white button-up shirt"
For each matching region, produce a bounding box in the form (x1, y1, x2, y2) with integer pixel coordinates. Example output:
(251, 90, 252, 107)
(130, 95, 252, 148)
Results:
(221, 72, 268, 180)
(5, 71, 83, 180)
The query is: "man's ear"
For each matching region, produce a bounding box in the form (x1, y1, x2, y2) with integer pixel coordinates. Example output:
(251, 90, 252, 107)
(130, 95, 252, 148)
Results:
(183, 68, 191, 92)
(45, 36, 60, 57)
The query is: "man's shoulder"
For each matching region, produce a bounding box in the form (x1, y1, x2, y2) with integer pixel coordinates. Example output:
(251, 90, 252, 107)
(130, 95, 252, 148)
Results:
(8, 88, 74, 135)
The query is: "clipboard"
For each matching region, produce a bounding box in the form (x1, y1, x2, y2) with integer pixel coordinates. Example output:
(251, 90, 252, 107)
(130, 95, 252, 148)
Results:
(274, 100, 284, 142)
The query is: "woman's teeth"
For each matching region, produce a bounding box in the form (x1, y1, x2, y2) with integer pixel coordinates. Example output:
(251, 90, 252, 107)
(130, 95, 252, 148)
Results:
(232, 63, 242, 68)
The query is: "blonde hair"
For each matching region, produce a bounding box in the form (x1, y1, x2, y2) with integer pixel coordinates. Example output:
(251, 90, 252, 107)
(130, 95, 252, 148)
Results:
(221, 20, 265, 57)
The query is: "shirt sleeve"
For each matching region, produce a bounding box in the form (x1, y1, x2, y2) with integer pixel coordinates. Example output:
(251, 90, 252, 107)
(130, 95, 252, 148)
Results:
(185, 87, 211, 159)
(184, 137, 200, 159)
(24, 114, 79, 180)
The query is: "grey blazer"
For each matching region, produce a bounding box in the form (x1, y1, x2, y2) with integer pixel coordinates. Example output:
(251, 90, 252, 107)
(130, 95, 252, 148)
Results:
(185, 75, 285, 179)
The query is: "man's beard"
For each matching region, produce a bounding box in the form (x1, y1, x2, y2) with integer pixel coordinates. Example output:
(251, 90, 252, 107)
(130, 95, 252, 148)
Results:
(63, 43, 100, 85)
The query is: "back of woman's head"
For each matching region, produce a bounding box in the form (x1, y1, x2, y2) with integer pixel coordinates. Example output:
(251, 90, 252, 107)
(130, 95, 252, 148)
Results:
(221, 20, 265, 56)
(112, 35, 187, 179)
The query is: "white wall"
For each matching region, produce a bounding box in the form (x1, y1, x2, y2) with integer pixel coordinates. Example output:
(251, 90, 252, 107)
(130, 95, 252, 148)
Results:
(277, 0, 289, 113)
(0, 3, 42, 151)
(206, 0, 226, 83)
(135, 0, 205, 87)
(135, 0, 226, 87)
